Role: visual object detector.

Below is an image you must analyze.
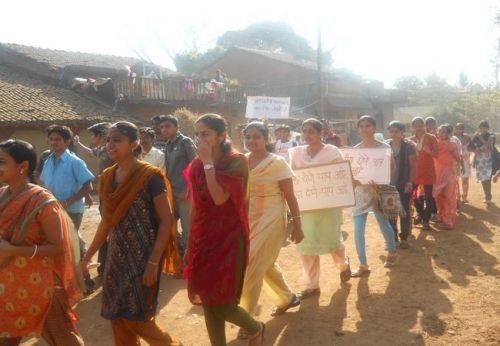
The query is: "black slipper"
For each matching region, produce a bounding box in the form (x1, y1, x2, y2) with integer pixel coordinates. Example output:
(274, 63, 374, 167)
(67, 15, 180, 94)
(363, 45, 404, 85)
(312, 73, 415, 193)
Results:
(270, 293, 300, 316)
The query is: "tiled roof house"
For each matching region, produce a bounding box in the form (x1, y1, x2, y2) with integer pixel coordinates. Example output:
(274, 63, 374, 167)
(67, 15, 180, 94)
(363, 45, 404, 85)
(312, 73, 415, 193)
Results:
(0, 62, 115, 127)
(0, 43, 150, 156)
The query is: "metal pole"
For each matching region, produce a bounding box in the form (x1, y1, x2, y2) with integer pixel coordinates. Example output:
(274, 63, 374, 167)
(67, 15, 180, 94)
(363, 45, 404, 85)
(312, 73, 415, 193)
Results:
(317, 26, 324, 119)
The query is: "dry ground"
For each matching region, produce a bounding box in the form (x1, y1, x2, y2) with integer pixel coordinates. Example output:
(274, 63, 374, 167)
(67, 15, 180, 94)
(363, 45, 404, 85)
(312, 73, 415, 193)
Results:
(24, 180, 500, 345)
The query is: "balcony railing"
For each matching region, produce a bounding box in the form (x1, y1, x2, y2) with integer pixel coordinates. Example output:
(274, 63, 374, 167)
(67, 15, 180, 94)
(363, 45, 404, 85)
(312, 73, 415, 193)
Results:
(113, 76, 247, 104)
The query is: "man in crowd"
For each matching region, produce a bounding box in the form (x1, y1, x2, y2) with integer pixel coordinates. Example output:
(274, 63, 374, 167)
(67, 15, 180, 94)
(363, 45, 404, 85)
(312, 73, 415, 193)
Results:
(73, 122, 113, 178)
(40, 125, 96, 293)
(139, 127, 166, 171)
(410, 117, 438, 230)
(151, 115, 169, 151)
(274, 124, 297, 162)
(160, 115, 196, 269)
(73, 122, 113, 277)
(424, 116, 440, 218)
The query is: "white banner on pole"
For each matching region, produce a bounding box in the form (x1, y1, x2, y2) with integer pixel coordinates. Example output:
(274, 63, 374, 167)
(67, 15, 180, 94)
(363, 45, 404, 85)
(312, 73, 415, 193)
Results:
(245, 96, 290, 119)
(292, 161, 355, 211)
(340, 148, 392, 184)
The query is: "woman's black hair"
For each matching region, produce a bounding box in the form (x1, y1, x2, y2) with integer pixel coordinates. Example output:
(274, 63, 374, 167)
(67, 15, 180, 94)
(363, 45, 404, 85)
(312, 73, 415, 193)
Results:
(411, 116, 425, 125)
(87, 122, 111, 137)
(196, 113, 232, 154)
(0, 139, 37, 183)
(478, 120, 490, 130)
(110, 121, 142, 157)
(302, 118, 323, 133)
(243, 121, 274, 152)
(357, 115, 376, 127)
(387, 120, 406, 132)
(425, 116, 437, 125)
(439, 123, 453, 135)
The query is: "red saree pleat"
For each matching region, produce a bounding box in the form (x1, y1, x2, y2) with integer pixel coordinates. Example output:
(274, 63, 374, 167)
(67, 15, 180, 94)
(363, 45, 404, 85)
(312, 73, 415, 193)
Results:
(184, 152, 249, 305)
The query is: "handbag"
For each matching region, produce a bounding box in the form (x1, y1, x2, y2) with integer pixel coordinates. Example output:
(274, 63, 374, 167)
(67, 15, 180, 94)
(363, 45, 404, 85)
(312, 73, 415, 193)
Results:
(373, 184, 406, 221)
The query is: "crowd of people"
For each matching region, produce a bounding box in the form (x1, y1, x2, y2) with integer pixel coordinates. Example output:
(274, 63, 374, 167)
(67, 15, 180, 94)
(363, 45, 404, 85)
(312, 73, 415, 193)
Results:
(0, 112, 498, 346)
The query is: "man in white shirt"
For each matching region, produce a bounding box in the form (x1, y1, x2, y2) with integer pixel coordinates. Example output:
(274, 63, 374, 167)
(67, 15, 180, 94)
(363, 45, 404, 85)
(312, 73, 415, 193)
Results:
(139, 127, 165, 171)
(274, 124, 297, 162)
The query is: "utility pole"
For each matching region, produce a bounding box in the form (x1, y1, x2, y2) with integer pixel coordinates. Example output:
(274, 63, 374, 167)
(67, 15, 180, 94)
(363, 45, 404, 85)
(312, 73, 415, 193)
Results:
(317, 26, 324, 119)
(496, 38, 500, 90)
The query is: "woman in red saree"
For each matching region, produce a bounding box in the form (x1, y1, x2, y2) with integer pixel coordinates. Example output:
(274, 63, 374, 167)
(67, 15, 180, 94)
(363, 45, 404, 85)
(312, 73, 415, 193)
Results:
(185, 114, 264, 346)
(0, 140, 83, 346)
(433, 125, 461, 229)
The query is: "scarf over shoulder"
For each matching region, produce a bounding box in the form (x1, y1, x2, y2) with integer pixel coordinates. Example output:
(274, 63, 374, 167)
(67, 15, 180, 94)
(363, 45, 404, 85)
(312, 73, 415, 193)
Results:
(99, 161, 179, 273)
(184, 151, 250, 305)
(0, 184, 82, 337)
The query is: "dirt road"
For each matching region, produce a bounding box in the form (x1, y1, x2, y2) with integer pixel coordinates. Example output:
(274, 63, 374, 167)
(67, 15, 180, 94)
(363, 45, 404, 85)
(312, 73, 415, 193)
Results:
(24, 180, 500, 345)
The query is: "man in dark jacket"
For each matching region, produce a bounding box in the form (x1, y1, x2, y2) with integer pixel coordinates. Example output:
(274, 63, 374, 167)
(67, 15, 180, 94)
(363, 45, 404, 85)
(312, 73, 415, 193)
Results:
(160, 115, 196, 262)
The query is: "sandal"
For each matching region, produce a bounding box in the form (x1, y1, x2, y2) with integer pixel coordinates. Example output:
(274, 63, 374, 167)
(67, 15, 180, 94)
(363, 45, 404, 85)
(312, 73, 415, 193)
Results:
(248, 322, 265, 346)
(270, 294, 300, 316)
(351, 265, 371, 277)
(399, 240, 410, 249)
(237, 328, 249, 340)
(438, 223, 453, 231)
(413, 216, 422, 225)
(297, 288, 320, 300)
(384, 253, 397, 268)
(340, 256, 351, 283)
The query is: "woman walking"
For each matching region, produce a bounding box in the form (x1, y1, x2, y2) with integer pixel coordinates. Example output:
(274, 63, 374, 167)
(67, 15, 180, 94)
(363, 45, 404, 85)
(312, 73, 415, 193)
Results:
(433, 125, 461, 230)
(351, 116, 398, 277)
(184, 114, 264, 346)
(81, 122, 181, 346)
(468, 120, 495, 204)
(288, 118, 351, 299)
(453, 123, 471, 203)
(236, 122, 303, 338)
(0, 140, 83, 345)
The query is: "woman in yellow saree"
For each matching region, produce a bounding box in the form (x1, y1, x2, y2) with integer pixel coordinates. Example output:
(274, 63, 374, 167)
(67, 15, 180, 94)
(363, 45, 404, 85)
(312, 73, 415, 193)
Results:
(237, 122, 304, 338)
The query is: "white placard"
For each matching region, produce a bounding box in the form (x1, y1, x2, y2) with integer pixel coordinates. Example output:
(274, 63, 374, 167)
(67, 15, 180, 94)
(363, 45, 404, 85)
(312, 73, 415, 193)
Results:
(245, 96, 290, 119)
(340, 148, 391, 184)
(293, 161, 355, 211)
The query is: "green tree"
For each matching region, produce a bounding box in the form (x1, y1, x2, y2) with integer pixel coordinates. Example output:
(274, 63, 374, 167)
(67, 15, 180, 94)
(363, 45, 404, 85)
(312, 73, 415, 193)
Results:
(395, 71, 500, 130)
(173, 21, 331, 74)
(173, 46, 226, 75)
(217, 21, 332, 64)
(424, 72, 450, 89)
(394, 75, 425, 90)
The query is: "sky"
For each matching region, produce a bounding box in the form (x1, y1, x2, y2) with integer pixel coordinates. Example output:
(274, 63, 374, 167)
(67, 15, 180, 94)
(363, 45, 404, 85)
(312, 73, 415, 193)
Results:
(1, 0, 498, 87)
